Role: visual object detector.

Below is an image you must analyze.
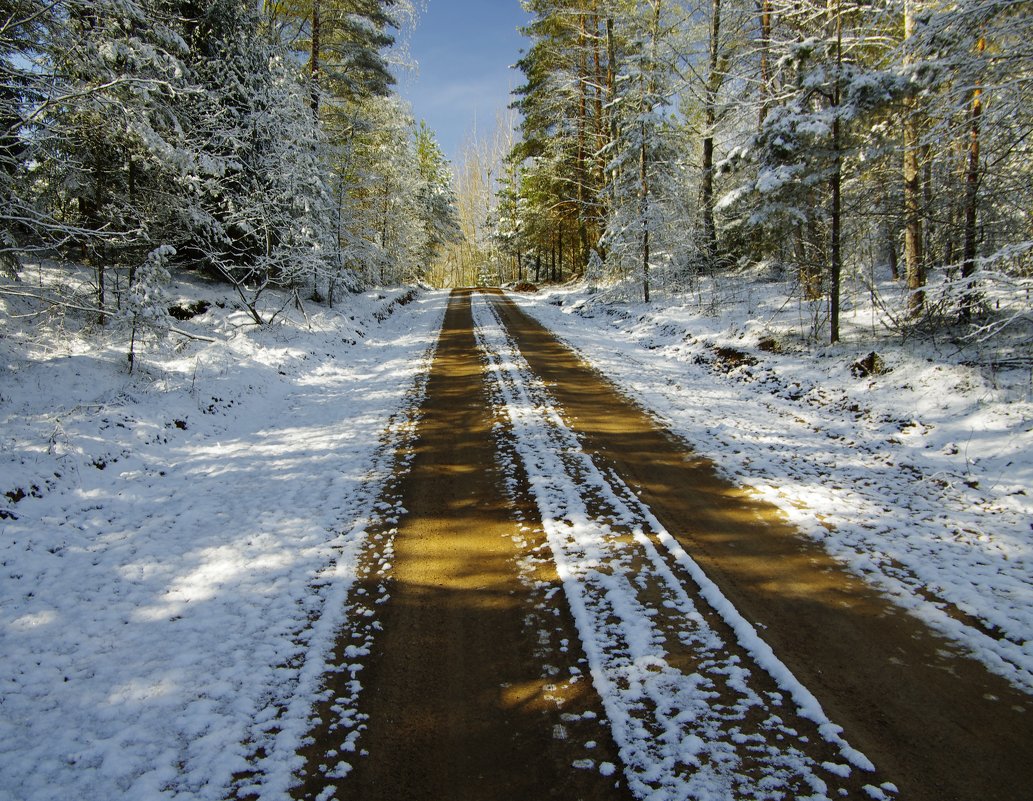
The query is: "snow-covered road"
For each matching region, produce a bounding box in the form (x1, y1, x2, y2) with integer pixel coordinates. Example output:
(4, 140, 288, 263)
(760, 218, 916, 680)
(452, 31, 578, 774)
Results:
(512, 285, 1033, 695)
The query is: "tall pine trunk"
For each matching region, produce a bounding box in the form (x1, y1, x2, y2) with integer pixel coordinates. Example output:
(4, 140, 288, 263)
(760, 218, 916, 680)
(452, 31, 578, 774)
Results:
(309, 0, 321, 115)
(700, 0, 722, 270)
(758, 0, 772, 129)
(902, 0, 926, 315)
(640, 122, 650, 304)
(960, 34, 985, 323)
(606, 16, 619, 198)
(829, 0, 843, 343)
(577, 12, 590, 271)
(592, 10, 607, 237)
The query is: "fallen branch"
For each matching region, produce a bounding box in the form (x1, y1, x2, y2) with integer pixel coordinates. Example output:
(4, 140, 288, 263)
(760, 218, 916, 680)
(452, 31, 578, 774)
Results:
(169, 325, 217, 343)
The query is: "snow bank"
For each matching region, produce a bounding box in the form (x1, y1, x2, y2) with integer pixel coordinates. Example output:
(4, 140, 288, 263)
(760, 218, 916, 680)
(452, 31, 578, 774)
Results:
(0, 268, 446, 801)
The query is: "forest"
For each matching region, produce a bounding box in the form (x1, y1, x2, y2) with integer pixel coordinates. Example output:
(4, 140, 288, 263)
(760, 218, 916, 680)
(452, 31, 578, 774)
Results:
(443, 0, 1031, 347)
(2, 3, 1032, 800)
(3, 1, 1030, 349)
(1, 0, 461, 330)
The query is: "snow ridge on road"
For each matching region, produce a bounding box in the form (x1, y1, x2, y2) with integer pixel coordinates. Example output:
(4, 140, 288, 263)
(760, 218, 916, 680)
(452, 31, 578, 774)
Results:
(472, 293, 887, 801)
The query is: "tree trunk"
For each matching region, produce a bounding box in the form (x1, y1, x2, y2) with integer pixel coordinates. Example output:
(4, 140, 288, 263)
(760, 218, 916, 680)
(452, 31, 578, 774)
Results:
(97, 261, 106, 325)
(639, 1, 662, 304)
(592, 9, 607, 232)
(829, 0, 843, 344)
(606, 17, 619, 194)
(558, 228, 564, 282)
(127, 156, 138, 288)
(700, 0, 722, 270)
(903, 0, 925, 315)
(887, 225, 900, 281)
(960, 34, 985, 323)
(310, 0, 321, 115)
(86, 149, 107, 325)
(577, 12, 590, 270)
(922, 144, 934, 268)
(801, 221, 822, 301)
(830, 141, 842, 343)
(641, 123, 650, 304)
(758, 0, 772, 129)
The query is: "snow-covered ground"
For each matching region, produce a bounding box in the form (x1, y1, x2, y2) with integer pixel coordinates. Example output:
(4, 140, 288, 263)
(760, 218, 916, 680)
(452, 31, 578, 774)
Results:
(0, 267, 447, 801)
(512, 272, 1033, 695)
(2, 262, 1030, 801)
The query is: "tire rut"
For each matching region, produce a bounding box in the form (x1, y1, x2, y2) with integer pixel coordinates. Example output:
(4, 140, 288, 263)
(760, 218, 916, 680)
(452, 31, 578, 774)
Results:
(474, 291, 879, 800)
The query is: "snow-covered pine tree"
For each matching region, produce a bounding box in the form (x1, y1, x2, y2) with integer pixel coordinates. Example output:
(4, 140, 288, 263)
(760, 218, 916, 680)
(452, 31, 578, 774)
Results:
(336, 95, 453, 287)
(9, 0, 190, 319)
(121, 244, 175, 371)
(490, 158, 528, 282)
(512, 0, 614, 281)
(685, 0, 758, 276)
(900, 0, 1033, 325)
(414, 122, 462, 276)
(600, 0, 685, 302)
(173, 0, 337, 322)
(720, 0, 898, 340)
(263, 1, 431, 293)
(1, 0, 55, 277)
(264, 0, 402, 117)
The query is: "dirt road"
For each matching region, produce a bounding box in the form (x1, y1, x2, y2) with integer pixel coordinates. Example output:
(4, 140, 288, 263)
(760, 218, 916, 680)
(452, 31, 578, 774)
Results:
(296, 288, 1033, 801)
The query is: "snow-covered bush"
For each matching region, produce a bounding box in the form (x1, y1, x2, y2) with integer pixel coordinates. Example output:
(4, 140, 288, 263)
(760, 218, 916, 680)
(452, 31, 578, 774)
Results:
(120, 244, 174, 371)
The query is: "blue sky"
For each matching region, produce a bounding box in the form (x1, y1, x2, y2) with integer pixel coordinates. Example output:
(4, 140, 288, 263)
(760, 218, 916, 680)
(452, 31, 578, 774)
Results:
(398, 0, 530, 166)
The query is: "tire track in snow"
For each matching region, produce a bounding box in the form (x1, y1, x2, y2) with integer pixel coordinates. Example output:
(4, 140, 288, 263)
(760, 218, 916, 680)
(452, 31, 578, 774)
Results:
(527, 299, 1033, 691)
(472, 292, 891, 801)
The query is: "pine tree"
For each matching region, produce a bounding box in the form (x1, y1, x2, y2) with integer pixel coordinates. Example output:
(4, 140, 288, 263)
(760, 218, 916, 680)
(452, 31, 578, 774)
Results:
(414, 122, 462, 273)
(600, 0, 686, 302)
(721, 0, 898, 340)
(122, 244, 175, 371)
(905, 0, 1033, 323)
(9, 0, 190, 318)
(1, 1, 56, 275)
(166, 0, 338, 320)
(513, 0, 612, 279)
(264, 0, 400, 115)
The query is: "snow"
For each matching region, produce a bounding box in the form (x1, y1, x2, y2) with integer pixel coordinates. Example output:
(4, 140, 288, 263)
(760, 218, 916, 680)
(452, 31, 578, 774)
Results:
(3, 262, 1029, 800)
(509, 273, 1033, 695)
(0, 266, 446, 801)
